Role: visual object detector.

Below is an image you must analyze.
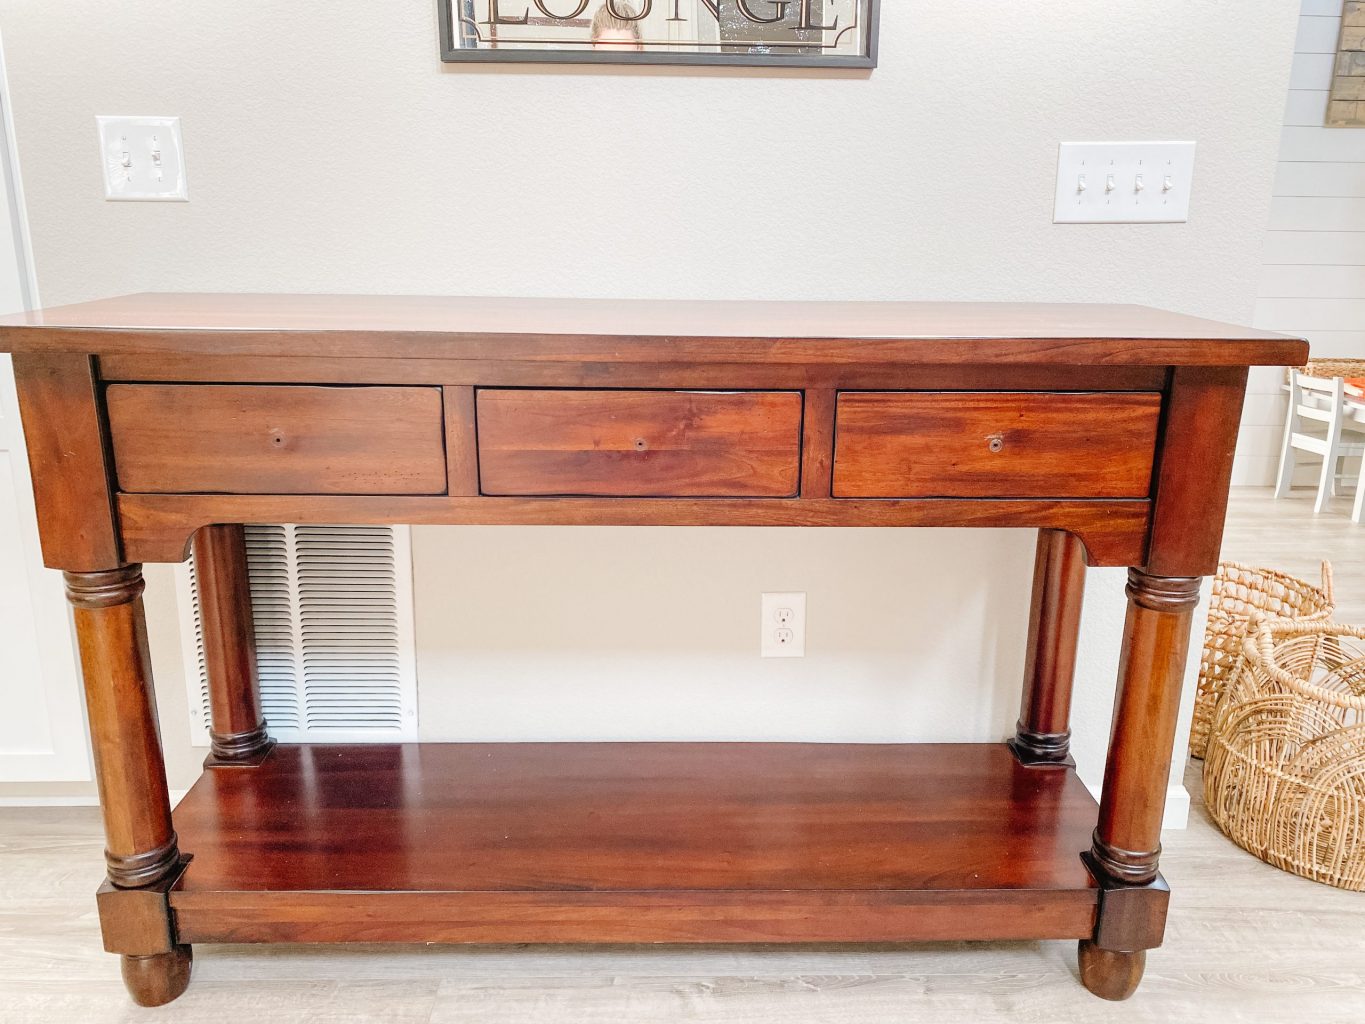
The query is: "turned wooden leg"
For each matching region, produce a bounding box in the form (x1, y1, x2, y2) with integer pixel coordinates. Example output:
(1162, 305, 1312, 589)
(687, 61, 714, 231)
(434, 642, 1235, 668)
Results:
(66, 566, 192, 1006)
(1010, 529, 1086, 766)
(193, 525, 274, 766)
(1079, 568, 1200, 999)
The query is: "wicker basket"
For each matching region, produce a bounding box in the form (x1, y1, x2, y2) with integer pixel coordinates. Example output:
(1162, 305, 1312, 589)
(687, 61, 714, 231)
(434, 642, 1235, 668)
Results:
(1189, 561, 1334, 760)
(1203, 621, 1365, 891)
(1284, 358, 1365, 383)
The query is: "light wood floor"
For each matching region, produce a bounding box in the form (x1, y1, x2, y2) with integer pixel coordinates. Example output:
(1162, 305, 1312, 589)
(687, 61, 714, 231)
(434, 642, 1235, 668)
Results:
(2, 488, 1363, 1023)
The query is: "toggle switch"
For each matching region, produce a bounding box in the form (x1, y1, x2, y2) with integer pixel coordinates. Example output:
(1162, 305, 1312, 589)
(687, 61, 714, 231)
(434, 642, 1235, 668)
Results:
(96, 116, 188, 201)
(1054, 142, 1196, 223)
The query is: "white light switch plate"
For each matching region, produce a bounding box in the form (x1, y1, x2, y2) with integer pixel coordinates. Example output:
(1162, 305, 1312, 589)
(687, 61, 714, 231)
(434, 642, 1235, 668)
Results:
(96, 116, 188, 201)
(1053, 142, 1195, 223)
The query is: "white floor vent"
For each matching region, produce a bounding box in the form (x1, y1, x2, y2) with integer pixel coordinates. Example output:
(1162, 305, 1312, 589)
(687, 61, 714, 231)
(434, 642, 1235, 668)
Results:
(178, 525, 418, 745)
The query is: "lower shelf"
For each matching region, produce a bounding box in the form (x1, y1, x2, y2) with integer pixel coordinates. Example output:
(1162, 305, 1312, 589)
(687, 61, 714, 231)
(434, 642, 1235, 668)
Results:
(169, 742, 1101, 945)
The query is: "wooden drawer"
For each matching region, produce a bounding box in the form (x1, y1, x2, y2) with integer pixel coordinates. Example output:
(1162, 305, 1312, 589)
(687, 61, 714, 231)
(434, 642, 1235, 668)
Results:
(106, 384, 447, 495)
(832, 392, 1161, 499)
(477, 389, 802, 497)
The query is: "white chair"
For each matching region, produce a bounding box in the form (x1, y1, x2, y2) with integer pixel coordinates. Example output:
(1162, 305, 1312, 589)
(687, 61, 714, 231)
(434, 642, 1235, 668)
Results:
(1350, 393, 1365, 524)
(1274, 371, 1365, 514)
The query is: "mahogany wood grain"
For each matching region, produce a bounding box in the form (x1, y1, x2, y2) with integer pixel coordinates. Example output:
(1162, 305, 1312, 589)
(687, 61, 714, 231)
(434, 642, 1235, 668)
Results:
(832, 392, 1162, 499)
(10, 353, 121, 571)
(0, 294, 1311, 1004)
(476, 389, 802, 497)
(171, 888, 1097, 947)
(0, 294, 1305, 366)
(799, 388, 837, 499)
(96, 863, 187, 956)
(442, 385, 479, 496)
(96, 355, 1173, 392)
(1090, 873, 1170, 952)
(1091, 571, 1203, 888)
(114, 493, 1153, 567)
(1144, 366, 1250, 577)
(1078, 942, 1145, 1001)
(120, 946, 192, 1008)
(168, 742, 1100, 945)
(1012, 529, 1088, 765)
(191, 526, 273, 766)
(106, 384, 447, 495)
(64, 566, 179, 889)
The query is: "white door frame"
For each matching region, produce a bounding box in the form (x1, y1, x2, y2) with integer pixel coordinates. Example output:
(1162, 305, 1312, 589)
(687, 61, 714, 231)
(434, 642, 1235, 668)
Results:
(0, 28, 91, 783)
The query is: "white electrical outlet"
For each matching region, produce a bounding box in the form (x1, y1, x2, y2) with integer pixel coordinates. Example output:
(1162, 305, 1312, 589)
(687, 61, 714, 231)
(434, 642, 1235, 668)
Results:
(96, 116, 188, 201)
(1053, 141, 1195, 223)
(761, 592, 806, 658)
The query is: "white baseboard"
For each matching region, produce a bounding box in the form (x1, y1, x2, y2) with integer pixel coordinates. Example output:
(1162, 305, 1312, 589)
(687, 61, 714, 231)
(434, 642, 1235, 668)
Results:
(0, 789, 190, 809)
(1085, 781, 1191, 831)
(0, 795, 100, 807)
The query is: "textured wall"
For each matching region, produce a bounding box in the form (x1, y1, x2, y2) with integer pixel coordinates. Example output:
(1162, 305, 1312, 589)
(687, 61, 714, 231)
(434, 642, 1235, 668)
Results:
(0, 1, 1300, 805)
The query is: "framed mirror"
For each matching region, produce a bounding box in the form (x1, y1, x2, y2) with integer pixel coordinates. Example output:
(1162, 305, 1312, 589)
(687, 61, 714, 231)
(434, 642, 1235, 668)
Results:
(438, 1, 880, 68)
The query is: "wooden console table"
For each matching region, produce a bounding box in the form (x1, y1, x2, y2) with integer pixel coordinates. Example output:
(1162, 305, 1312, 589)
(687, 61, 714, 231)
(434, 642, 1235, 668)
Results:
(0, 295, 1305, 1006)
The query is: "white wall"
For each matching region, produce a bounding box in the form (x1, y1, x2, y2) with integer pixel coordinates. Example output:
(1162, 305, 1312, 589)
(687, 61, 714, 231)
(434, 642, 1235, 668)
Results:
(0, 31, 91, 788)
(0, 1, 1301, 810)
(1244, 0, 1365, 485)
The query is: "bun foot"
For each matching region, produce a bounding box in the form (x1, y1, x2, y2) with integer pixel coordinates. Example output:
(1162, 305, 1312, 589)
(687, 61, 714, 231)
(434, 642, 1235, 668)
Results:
(1078, 940, 1145, 1001)
(121, 945, 193, 1007)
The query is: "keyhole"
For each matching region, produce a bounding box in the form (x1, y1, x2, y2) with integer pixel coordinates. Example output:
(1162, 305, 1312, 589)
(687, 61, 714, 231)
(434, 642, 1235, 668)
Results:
(987, 435, 1004, 453)
(633, 438, 648, 452)
(272, 433, 286, 447)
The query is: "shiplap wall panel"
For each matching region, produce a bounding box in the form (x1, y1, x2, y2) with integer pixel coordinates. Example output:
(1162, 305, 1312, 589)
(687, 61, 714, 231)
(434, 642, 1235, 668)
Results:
(1257, 296, 1365, 329)
(1279, 125, 1365, 162)
(1298, 11, 1344, 51)
(1291, 52, 1336, 89)
(1264, 228, 1365, 264)
(1302, 328, 1365, 353)
(1284, 90, 1331, 126)
(1268, 195, 1365, 229)
(1246, 0, 1365, 487)
(1261, 264, 1365, 296)
(1274, 160, 1365, 195)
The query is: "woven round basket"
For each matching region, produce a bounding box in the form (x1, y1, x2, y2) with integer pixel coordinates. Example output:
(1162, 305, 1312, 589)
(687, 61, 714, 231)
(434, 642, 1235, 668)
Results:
(1203, 620, 1365, 891)
(1189, 561, 1334, 760)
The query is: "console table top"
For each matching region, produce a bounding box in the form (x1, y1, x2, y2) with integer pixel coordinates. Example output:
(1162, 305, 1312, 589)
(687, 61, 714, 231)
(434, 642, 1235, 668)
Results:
(0, 293, 1304, 366)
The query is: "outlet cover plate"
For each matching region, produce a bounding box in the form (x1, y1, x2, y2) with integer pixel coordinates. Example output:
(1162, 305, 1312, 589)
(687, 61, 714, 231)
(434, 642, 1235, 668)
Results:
(1053, 141, 1195, 224)
(761, 592, 806, 658)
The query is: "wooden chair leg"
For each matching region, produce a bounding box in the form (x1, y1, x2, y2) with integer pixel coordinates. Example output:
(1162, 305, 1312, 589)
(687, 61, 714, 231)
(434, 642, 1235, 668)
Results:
(192, 525, 274, 766)
(1011, 529, 1086, 766)
(66, 566, 192, 1006)
(1082, 569, 1201, 1000)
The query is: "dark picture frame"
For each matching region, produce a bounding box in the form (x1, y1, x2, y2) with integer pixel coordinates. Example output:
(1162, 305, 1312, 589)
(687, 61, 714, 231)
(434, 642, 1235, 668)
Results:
(437, 0, 880, 69)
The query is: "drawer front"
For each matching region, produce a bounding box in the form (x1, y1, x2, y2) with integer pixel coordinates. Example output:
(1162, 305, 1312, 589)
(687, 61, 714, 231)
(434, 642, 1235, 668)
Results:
(832, 392, 1161, 499)
(107, 384, 447, 495)
(477, 389, 802, 497)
